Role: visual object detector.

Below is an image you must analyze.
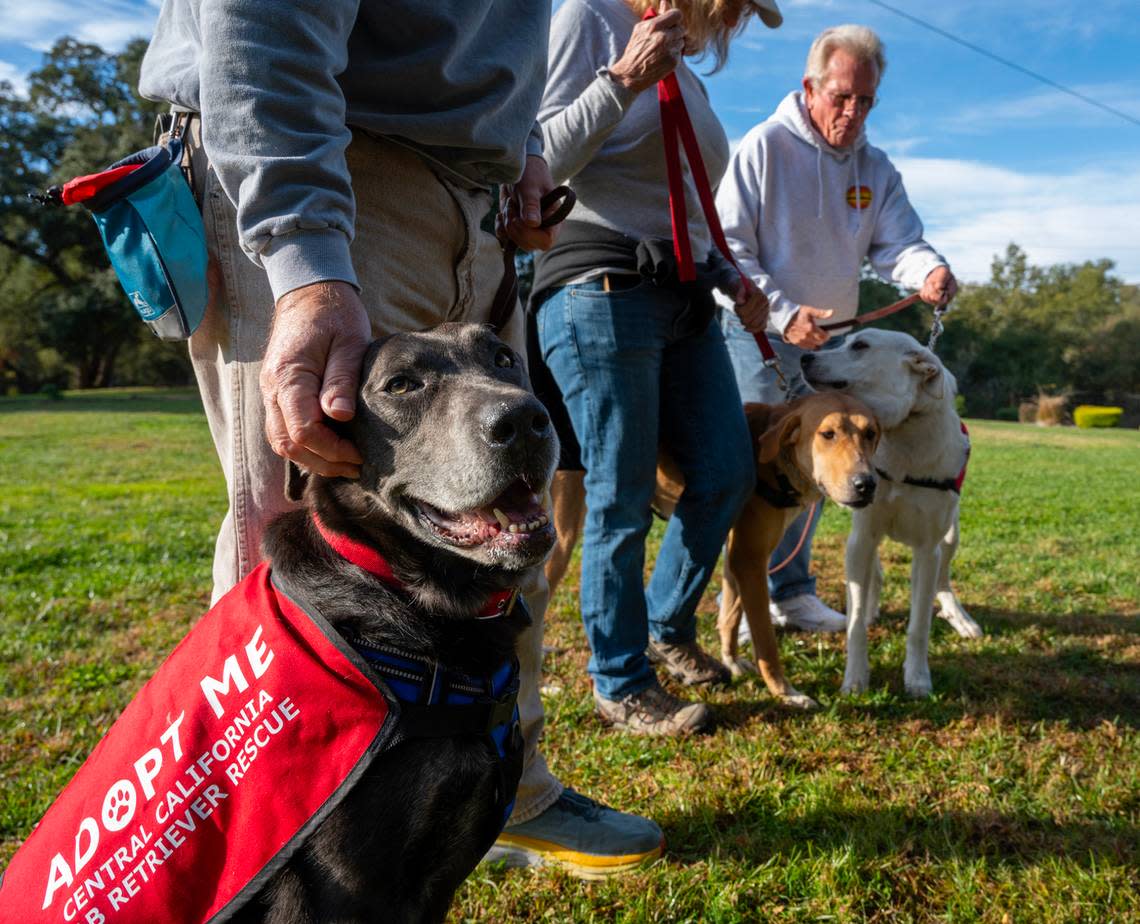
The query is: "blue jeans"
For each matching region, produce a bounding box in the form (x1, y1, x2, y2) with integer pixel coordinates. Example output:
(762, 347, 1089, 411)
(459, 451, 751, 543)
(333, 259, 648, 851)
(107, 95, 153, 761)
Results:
(719, 309, 838, 602)
(538, 281, 754, 700)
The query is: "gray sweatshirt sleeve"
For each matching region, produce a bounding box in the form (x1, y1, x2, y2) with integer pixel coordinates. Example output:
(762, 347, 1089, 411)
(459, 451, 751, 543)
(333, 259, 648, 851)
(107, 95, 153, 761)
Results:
(715, 135, 803, 335)
(199, 0, 359, 300)
(867, 163, 947, 291)
(539, 2, 638, 185)
(527, 122, 545, 159)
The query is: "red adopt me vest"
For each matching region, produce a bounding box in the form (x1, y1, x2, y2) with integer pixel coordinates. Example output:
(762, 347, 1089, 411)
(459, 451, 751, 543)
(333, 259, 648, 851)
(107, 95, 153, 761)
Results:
(0, 563, 395, 924)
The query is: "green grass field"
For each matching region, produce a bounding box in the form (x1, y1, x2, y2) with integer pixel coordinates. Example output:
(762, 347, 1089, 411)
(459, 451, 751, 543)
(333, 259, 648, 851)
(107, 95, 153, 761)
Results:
(1, 391, 1137, 922)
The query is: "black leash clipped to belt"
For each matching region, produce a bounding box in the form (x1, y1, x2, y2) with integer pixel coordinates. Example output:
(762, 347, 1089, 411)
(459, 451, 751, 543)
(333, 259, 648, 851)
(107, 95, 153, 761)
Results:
(488, 185, 576, 333)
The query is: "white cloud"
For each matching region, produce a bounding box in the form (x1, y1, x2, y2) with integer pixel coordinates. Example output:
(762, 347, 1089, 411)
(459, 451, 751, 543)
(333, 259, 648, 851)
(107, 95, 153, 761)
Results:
(70, 18, 153, 49)
(0, 0, 154, 52)
(877, 135, 929, 157)
(894, 156, 1140, 283)
(944, 83, 1140, 133)
(0, 59, 28, 95)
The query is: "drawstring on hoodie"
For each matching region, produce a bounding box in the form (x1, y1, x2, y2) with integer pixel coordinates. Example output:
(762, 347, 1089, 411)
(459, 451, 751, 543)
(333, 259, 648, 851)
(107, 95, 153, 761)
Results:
(815, 147, 824, 220)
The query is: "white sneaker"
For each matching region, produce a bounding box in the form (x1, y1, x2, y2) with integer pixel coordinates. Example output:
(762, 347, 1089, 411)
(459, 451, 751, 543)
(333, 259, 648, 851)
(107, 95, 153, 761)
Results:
(769, 594, 846, 633)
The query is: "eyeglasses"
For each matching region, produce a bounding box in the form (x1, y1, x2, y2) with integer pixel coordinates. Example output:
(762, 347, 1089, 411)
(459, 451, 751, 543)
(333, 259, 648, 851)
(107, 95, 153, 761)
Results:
(819, 89, 877, 114)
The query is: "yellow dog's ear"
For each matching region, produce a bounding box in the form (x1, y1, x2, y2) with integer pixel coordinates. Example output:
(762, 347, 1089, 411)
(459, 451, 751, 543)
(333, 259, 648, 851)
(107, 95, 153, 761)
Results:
(906, 350, 945, 400)
(758, 411, 801, 464)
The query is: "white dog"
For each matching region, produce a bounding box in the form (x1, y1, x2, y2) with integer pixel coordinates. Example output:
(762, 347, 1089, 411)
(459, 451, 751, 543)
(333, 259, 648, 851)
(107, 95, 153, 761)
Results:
(801, 329, 983, 697)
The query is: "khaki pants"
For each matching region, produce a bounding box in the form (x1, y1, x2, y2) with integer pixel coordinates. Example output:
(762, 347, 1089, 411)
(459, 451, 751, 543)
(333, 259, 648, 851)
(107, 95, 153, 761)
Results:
(185, 122, 560, 822)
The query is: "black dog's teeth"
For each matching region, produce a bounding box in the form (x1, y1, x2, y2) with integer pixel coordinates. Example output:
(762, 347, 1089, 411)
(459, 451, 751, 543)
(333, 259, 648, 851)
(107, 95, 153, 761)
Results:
(413, 497, 550, 546)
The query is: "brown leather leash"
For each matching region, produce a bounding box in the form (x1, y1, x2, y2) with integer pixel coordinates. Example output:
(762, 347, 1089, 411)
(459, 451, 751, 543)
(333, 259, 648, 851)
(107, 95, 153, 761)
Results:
(488, 185, 576, 333)
(818, 292, 923, 332)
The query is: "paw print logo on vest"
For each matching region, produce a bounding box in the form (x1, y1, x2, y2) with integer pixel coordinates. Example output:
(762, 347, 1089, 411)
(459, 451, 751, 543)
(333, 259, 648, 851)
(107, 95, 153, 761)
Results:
(102, 779, 138, 831)
(846, 185, 872, 210)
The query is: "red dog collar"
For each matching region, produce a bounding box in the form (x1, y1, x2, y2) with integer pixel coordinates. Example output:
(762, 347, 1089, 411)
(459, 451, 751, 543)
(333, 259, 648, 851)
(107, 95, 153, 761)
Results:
(312, 514, 519, 620)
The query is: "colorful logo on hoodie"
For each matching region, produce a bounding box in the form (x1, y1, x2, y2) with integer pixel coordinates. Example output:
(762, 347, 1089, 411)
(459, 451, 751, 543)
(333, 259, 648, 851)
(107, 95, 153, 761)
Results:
(846, 185, 872, 210)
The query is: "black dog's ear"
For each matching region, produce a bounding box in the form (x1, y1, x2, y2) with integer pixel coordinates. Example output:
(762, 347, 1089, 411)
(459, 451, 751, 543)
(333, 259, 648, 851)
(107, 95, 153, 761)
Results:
(283, 414, 361, 504)
(285, 461, 309, 504)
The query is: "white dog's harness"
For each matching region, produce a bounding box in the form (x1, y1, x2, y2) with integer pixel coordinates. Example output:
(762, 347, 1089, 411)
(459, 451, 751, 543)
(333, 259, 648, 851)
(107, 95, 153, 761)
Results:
(876, 421, 971, 494)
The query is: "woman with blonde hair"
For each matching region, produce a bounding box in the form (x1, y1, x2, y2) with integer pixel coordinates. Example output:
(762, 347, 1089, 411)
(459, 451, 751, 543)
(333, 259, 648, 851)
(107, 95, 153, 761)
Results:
(530, 0, 781, 736)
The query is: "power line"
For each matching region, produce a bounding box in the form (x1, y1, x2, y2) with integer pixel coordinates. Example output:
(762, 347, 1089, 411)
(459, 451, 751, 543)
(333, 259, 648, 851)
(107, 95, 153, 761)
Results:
(866, 0, 1140, 129)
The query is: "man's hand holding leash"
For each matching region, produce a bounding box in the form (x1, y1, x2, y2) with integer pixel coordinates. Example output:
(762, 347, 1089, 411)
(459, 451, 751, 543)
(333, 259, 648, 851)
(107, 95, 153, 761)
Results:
(921, 265, 957, 308)
(499, 155, 564, 252)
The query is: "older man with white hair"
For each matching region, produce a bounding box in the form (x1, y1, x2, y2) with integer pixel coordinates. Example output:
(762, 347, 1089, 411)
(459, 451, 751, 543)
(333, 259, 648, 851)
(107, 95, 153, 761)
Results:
(716, 24, 957, 633)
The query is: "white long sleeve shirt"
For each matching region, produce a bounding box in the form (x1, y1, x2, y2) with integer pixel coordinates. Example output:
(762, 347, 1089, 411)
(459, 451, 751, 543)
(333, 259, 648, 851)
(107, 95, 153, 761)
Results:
(715, 91, 947, 335)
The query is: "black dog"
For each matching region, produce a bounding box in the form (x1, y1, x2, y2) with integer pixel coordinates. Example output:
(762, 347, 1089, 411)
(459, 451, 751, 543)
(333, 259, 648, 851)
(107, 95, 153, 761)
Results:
(234, 323, 557, 923)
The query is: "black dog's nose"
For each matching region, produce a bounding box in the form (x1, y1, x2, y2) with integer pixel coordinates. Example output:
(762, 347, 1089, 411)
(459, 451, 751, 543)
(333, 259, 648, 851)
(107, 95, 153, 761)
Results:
(480, 398, 551, 449)
(852, 472, 877, 500)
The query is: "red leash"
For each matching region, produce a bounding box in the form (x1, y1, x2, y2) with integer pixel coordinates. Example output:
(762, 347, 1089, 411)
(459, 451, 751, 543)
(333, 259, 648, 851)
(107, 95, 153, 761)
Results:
(646, 8, 786, 386)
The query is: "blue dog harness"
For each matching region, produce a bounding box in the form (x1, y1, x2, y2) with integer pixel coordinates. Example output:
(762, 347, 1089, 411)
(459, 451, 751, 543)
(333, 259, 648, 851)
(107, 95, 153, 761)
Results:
(344, 636, 522, 827)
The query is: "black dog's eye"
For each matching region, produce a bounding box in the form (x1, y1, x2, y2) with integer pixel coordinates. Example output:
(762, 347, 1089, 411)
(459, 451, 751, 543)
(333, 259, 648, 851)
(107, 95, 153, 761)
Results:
(385, 375, 420, 395)
(820, 429, 836, 440)
(865, 428, 877, 441)
(851, 340, 870, 351)
(494, 348, 515, 368)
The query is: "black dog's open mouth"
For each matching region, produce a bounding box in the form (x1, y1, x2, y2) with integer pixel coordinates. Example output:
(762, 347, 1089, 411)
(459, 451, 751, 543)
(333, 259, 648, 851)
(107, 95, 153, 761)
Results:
(412, 479, 553, 548)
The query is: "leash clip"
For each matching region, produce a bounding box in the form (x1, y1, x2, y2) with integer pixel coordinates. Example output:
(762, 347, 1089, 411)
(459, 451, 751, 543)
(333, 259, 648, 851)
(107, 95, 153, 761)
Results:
(927, 302, 950, 352)
(764, 355, 790, 392)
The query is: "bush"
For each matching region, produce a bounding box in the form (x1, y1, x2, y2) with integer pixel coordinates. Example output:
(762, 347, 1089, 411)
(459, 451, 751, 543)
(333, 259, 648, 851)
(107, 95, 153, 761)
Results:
(1036, 395, 1067, 427)
(995, 406, 1019, 421)
(955, 394, 967, 416)
(1073, 405, 1123, 428)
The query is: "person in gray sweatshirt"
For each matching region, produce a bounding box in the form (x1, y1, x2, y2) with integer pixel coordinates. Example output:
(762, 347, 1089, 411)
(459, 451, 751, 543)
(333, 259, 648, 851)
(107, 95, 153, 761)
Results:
(715, 24, 957, 634)
(138, 0, 662, 880)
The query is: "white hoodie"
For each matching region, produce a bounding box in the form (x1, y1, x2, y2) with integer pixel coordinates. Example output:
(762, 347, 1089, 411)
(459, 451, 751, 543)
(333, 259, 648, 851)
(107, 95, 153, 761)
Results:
(715, 91, 947, 335)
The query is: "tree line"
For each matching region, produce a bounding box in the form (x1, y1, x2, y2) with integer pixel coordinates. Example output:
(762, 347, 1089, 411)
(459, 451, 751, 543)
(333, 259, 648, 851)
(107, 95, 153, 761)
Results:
(2, 40, 1137, 418)
(860, 246, 1139, 417)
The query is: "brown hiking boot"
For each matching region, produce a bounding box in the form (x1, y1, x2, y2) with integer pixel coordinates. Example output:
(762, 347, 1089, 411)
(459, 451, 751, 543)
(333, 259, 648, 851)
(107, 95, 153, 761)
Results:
(594, 681, 711, 736)
(646, 637, 731, 687)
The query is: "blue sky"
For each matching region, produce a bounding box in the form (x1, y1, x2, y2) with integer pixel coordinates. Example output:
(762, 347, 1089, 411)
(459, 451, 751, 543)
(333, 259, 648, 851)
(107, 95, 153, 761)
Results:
(2, 0, 1138, 283)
